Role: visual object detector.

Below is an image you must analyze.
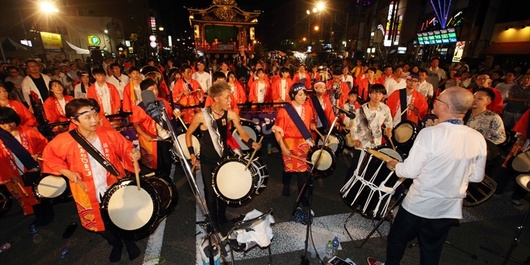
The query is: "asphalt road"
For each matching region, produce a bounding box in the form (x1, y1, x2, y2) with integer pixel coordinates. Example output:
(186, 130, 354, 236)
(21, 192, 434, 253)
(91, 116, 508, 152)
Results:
(1, 138, 530, 265)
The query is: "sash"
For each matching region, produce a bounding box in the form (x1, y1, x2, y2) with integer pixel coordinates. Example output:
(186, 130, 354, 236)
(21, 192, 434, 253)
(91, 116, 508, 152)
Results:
(399, 89, 408, 122)
(284, 104, 314, 146)
(201, 108, 224, 157)
(310, 96, 328, 129)
(69, 130, 120, 177)
(0, 128, 39, 170)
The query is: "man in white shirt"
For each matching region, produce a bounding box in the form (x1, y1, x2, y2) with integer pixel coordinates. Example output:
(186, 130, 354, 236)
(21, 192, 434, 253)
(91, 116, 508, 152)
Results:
(426, 57, 447, 90)
(106, 63, 129, 100)
(417, 69, 434, 102)
(21, 59, 51, 112)
(192, 61, 211, 95)
(370, 87, 487, 265)
(384, 66, 406, 97)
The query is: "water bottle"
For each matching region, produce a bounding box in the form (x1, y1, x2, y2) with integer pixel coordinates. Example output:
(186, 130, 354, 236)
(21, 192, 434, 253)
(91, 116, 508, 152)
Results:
(0, 242, 11, 253)
(325, 240, 333, 258)
(332, 236, 340, 255)
(29, 223, 42, 244)
(60, 247, 70, 260)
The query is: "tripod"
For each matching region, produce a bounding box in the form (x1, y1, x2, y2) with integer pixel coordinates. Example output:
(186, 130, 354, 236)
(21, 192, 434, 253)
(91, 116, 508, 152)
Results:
(343, 189, 406, 248)
(293, 116, 340, 265)
(141, 91, 227, 264)
(480, 176, 530, 265)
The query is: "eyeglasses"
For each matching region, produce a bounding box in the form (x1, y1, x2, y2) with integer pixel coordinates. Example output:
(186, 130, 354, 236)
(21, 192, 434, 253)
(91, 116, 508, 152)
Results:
(436, 98, 449, 107)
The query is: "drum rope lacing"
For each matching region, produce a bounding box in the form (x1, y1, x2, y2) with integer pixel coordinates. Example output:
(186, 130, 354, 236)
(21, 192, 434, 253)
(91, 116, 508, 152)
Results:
(341, 150, 396, 217)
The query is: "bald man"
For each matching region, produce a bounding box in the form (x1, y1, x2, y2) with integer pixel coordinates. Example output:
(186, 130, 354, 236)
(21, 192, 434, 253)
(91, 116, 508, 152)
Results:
(369, 87, 487, 265)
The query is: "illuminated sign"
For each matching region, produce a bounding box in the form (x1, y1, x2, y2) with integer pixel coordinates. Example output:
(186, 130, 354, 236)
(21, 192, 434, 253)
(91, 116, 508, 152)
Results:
(416, 28, 457, 45)
(87, 35, 101, 46)
(40, 32, 63, 50)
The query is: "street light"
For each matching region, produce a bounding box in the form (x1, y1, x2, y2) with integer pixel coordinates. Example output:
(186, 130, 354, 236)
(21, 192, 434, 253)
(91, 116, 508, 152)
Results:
(39, 2, 59, 13)
(316, 1, 325, 12)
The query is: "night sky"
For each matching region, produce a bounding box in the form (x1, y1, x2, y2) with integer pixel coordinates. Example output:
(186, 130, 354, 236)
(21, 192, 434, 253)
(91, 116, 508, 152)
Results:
(151, 0, 283, 37)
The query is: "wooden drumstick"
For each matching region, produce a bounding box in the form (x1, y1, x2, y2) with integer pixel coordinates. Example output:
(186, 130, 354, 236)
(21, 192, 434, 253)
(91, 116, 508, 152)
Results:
(178, 116, 188, 131)
(287, 154, 313, 165)
(76, 180, 87, 192)
(245, 136, 264, 171)
(388, 137, 396, 151)
(16, 181, 29, 197)
(314, 129, 325, 139)
(133, 159, 141, 191)
(398, 106, 410, 118)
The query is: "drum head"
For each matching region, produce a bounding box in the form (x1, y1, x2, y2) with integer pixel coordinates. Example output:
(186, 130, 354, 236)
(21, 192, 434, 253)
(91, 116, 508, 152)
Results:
(37, 176, 67, 198)
(393, 123, 414, 143)
(377, 148, 403, 162)
(215, 161, 254, 200)
(318, 135, 340, 153)
(177, 134, 200, 159)
(512, 152, 530, 173)
(107, 186, 154, 231)
(311, 150, 333, 171)
(232, 124, 258, 151)
(516, 174, 530, 192)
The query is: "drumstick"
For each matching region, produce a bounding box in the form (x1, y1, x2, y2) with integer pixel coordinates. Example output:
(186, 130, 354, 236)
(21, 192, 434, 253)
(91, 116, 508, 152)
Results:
(133, 159, 141, 191)
(178, 116, 188, 131)
(314, 129, 325, 139)
(76, 181, 87, 192)
(16, 181, 29, 197)
(287, 154, 313, 165)
(245, 136, 264, 171)
(399, 106, 410, 117)
(388, 137, 396, 151)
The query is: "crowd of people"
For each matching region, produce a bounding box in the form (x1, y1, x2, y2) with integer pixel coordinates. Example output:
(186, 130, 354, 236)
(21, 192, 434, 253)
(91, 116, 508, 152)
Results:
(0, 54, 529, 263)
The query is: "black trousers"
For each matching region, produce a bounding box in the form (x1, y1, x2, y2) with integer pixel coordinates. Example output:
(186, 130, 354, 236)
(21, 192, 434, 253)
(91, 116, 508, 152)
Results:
(201, 159, 227, 230)
(282, 171, 310, 207)
(386, 207, 454, 265)
(156, 140, 174, 179)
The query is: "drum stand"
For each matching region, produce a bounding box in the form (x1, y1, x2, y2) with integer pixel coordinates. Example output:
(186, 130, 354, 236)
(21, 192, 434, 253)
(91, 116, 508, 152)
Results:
(294, 116, 340, 265)
(344, 188, 406, 248)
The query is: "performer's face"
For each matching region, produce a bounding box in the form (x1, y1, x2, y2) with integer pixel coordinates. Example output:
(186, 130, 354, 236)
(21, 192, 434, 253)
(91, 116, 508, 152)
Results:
(314, 84, 326, 95)
(0, 87, 8, 100)
(215, 90, 231, 110)
(472, 91, 491, 110)
(72, 107, 99, 132)
(0, 122, 16, 133)
(293, 90, 307, 105)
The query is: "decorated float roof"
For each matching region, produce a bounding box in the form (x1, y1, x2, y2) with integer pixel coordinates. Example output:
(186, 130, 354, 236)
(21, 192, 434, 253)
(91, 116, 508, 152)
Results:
(186, 0, 261, 24)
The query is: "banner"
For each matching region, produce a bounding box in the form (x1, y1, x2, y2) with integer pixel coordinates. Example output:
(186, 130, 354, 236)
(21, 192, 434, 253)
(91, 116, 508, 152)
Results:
(40, 32, 63, 50)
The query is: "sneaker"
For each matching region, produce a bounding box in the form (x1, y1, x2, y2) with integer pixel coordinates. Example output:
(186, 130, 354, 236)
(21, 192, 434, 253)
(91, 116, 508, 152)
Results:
(367, 257, 384, 265)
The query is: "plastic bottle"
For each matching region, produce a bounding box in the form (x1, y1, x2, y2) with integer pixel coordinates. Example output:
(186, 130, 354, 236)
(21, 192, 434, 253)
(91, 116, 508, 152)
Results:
(0, 243, 11, 253)
(29, 223, 42, 244)
(325, 240, 333, 258)
(60, 247, 70, 260)
(332, 236, 340, 255)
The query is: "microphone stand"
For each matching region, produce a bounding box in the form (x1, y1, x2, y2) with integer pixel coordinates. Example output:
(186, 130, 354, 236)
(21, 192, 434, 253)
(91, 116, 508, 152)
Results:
(294, 115, 340, 265)
(154, 100, 228, 262)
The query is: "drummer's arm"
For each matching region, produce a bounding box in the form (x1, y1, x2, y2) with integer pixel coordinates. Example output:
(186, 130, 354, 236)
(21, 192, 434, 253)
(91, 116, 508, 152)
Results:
(186, 112, 203, 165)
(228, 110, 261, 150)
(133, 123, 154, 142)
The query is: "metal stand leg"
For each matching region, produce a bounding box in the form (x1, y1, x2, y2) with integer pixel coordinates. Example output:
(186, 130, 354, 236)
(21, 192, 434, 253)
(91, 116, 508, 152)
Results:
(343, 191, 405, 248)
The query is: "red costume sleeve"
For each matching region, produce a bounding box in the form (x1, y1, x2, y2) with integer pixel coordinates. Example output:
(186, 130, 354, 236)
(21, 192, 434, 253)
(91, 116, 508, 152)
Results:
(11, 100, 37, 127)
